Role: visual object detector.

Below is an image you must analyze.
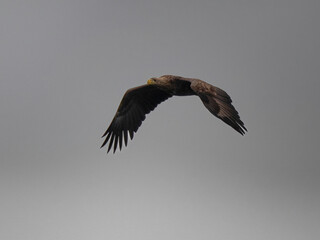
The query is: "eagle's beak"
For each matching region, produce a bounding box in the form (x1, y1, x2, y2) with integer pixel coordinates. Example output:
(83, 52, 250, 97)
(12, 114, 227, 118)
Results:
(147, 78, 155, 85)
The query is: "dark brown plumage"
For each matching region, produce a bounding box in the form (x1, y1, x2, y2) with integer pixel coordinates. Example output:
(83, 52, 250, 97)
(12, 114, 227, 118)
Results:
(101, 75, 247, 153)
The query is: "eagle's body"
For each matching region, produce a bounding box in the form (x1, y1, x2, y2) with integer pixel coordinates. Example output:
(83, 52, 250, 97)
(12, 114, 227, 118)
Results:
(101, 75, 247, 153)
(153, 75, 195, 96)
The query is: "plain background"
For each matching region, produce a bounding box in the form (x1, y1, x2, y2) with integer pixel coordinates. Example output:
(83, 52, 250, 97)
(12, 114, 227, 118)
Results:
(1, 0, 319, 239)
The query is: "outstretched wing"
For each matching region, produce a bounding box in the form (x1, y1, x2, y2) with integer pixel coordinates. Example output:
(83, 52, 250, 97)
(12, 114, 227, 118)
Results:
(101, 84, 172, 153)
(190, 80, 247, 135)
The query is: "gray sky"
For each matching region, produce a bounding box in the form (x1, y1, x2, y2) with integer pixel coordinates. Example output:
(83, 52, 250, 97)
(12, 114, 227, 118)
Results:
(1, 0, 320, 239)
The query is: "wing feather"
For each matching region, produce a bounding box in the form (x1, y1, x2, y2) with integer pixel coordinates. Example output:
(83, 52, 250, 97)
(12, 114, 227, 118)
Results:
(101, 84, 172, 153)
(190, 80, 247, 135)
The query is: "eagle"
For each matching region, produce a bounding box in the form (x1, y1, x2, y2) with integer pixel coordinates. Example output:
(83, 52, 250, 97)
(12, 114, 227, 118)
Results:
(101, 75, 247, 153)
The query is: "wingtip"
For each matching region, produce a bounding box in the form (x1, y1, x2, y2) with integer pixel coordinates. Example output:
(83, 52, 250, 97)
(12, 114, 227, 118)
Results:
(101, 131, 107, 138)
(239, 126, 247, 135)
(100, 140, 107, 149)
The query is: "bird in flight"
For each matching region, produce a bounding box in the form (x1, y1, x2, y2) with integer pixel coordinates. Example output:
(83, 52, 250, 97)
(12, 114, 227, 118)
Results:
(101, 75, 247, 153)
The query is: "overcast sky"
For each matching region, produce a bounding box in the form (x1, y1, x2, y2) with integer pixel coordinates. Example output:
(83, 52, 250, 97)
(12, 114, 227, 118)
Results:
(1, 1, 320, 239)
